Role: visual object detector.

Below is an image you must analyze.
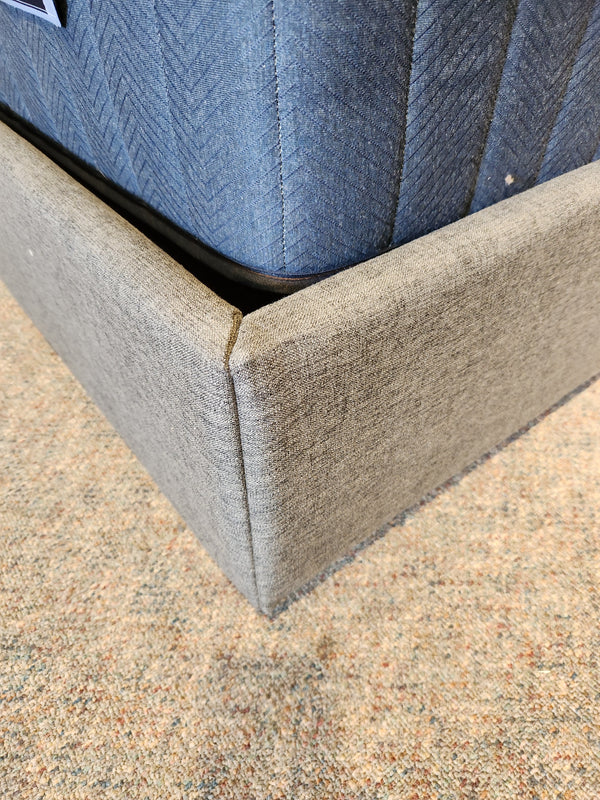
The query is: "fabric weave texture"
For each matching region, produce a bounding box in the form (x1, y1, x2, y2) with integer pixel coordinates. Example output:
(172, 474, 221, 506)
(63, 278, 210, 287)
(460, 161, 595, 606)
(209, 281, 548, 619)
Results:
(2, 270, 600, 797)
(1, 0, 600, 279)
(2, 120, 600, 614)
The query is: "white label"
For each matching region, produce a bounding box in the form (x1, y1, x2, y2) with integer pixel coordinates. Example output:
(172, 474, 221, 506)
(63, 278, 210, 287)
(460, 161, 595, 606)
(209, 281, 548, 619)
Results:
(0, 0, 62, 26)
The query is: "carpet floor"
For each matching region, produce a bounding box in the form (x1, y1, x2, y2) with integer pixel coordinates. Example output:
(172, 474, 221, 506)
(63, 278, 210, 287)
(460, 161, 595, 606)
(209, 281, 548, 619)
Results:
(1, 278, 599, 799)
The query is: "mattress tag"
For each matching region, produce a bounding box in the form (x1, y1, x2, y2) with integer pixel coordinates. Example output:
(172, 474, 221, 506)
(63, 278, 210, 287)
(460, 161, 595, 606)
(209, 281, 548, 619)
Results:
(0, 0, 62, 25)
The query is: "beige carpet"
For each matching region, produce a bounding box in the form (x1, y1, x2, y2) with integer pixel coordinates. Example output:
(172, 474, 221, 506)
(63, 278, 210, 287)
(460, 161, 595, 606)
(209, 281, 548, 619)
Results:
(1, 278, 599, 800)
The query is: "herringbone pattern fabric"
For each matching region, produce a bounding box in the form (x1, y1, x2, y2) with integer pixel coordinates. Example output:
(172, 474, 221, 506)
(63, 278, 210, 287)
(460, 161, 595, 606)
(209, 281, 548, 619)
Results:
(273, 0, 416, 274)
(538, 0, 600, 184)
(1, 0, 600, 278)
(470, 0, 596, 213)
(391, 0, 517, 245)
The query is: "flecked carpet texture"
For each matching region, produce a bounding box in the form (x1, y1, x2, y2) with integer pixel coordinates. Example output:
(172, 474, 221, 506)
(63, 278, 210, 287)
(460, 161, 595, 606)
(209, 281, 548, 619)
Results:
(1, 276, 600, 800)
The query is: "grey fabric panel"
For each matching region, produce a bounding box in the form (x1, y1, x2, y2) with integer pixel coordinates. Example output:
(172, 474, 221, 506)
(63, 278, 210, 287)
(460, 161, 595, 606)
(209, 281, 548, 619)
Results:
(231, 161, 600, 613)
(0, 122, 258, 608)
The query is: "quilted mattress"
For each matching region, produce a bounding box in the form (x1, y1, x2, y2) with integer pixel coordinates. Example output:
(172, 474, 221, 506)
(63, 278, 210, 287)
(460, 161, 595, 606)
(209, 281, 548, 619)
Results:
(1, 0, 600, 291)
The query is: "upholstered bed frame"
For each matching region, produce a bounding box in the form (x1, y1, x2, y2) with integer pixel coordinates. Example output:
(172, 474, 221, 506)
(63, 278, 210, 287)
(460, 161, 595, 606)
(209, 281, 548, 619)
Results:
(1, 121, 599, 614)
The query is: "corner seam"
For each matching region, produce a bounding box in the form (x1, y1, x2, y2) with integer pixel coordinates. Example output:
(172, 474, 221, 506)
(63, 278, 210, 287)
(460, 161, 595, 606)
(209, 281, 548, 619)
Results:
(225, 310, 263, 612)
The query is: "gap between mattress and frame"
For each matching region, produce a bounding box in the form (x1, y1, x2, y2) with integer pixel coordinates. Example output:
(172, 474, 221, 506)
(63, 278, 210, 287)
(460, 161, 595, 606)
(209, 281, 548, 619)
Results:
(0, 103, 327, 315)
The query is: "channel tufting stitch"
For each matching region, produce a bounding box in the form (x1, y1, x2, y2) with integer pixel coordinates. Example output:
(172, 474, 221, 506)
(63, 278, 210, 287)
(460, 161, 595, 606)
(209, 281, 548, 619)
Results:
(2, 0, 600, 280)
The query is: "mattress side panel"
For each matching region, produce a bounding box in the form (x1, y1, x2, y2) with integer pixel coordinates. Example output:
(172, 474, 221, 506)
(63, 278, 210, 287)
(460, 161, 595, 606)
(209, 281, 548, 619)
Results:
(470, 0, 596, 212)
(391, 0, 517, 245)
(0, 0, 284, 274)
(4, 0, 600, 285)
(538, 0, 600, 182)
(272, 0, 416, 276)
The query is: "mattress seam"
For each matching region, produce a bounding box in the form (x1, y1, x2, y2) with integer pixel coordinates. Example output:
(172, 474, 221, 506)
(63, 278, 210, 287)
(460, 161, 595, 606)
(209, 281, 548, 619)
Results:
(532, 3, 596, 186)
(386, 2, 419, 250)
(462, 0, 518, 216)
(148, 0, 196, 227)
(269, 0, 287, 274)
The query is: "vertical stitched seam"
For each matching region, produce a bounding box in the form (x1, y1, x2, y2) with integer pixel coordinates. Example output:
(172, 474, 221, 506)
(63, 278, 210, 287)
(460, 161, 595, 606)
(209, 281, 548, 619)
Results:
(0, 50, 35, 137)
(464, 0, 520, 215)
(149, 0, 196, 225)
(44, 35, 97, 172)
(269, 0, 287, 273)
(225, 310, 262, 612)
(2, 20, 61, 143)
(81, 8, 142, 195)
(533, 2, 596, 185)
(386, 0, 419, 250)
(590, 126, 600, 162)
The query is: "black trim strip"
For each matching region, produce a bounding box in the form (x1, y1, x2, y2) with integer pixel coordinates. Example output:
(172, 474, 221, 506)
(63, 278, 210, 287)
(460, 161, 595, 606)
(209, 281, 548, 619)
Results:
(0, 103, 332, 310)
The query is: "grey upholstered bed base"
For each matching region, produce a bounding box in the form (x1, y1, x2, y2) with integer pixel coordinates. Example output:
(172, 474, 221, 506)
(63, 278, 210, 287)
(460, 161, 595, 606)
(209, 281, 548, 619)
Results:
(1, 121, 599, 614)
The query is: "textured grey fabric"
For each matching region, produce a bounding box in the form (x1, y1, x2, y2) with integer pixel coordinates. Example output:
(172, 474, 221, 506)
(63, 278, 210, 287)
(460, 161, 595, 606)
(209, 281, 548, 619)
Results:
(0, 123, 258, 607)
(3, 121, 600, 616)
(231, 161, 600, 612)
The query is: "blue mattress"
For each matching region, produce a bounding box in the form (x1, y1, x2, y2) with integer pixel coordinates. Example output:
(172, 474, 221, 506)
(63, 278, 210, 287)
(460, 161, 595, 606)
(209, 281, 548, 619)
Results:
(1, 0, 600, 290)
